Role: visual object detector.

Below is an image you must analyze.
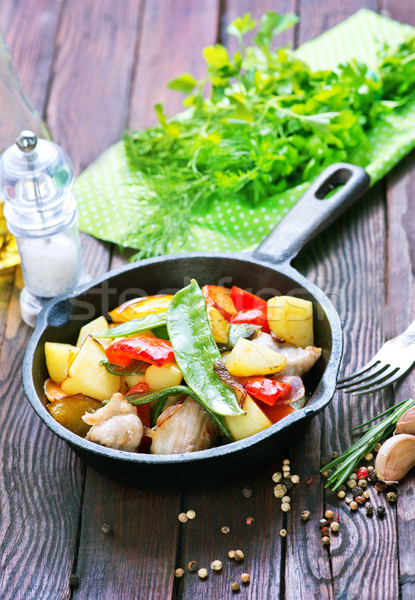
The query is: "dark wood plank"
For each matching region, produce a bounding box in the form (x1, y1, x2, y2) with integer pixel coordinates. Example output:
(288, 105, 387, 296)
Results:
(382, 0, 414, 26)
(72, 471, 181, 600)
(285, 2, 399, 599)
(128, 0, 220, 129)
(0, 3, 81, 599)
(386, 153, 415, 600)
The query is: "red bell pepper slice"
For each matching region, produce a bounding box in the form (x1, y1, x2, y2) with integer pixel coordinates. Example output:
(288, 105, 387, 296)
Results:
(231, 286, 267, 311)
(229, 307, 270, 333)
(105, 336, 174, 368)
(125, 381, 149, 396)
(243, 377, 292, 406)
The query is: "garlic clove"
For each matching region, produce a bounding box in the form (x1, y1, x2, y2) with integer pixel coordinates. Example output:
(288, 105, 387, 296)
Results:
(375, 433, 415, 484)
(394, 406, 415, 435)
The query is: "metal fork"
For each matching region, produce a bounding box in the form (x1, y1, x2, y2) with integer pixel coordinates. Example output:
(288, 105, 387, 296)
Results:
(336, 320, 415, 395)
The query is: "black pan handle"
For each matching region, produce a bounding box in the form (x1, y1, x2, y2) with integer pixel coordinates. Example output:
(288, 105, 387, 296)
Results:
(252, 163, 370, 266)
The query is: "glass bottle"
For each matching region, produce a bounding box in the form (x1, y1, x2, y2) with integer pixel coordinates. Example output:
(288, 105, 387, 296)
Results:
(0, 131, 87, 326)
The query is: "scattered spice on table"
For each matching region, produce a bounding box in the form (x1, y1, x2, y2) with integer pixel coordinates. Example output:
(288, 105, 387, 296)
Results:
(101, 523, 112, 534)
(246, 517, 254, 525)
(175, 568, 185, 578)
(186, 509, 196, 519)
(301, 510, 310, 522)
(241, 573, 250, 584)
(211, 560, 223, 571)
(231, 582, 240, 592)
(178, 512, 188, 523)
(221, 526, 231, 534)
(198, 568, 208, 579)
(188, 561, 198, 572)
(242, 486, 253, 498)
(280, 529, 287, 537)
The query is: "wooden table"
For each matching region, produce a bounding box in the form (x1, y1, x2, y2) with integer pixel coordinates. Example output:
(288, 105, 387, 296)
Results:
(1, 1, 414, 598)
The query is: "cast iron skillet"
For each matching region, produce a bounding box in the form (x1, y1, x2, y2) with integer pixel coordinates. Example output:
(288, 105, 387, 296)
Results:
(23, 163, 370, 490)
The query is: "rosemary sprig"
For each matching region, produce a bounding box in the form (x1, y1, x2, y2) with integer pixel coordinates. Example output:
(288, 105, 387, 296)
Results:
(321, 398, 415, 491)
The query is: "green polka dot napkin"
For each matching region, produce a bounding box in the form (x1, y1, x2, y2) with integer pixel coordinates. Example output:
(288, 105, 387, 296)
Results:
(74, 9, 415, 255)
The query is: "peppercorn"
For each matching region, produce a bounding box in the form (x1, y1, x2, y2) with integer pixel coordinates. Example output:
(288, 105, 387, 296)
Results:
(231, 582, 240, 592)
(332, 451, 339, 459)
(325, 510, 334, 520)
(280, 529, 287, 537)
(221, 526, 230, 534)
(330, 521, 340, 532)
(345, 496, 352, 505)
(69, 575, 79, 587)
(337, 490, 346, 499)
(347, 479, 357, 489)
(320, 527, 330, 537)
(363, 490, 370, 499)
(187, 510, 196, 519)
(322, 471, 330, 478)
(350, 473, 357, 480)
(101, 524, 112, 535)
(242, 487, 253, 498)
(283, 459, 290, 465)
(358, 479, 368, 489)
(377, 506, 385, 518)
(375, 482, 387, 492)
(178, 513, 188, 523)
(350, 501, 358, 511)
(301, 510, 310, 522)
(281, 502, 291, 512)
(322, 536, 330, 546)
(241, 573, 250, 584)
(352, 486, 364, 497)
(272, 472, 282, 483)
(374, 443, 382, 452)
(188, 561, 198, 572)
(198, 568, 208, 579)
(235, 550, 244, 561)
(368, 472, 378, 484)
(338, 484, 346, 492)
(366, 503, 374, 517)
(211, 560, 223, 571)
(355, 496, 366, 505)
(367, 465, 375, 473)
(291, 475, 300, 484)
(387, 492, 397, 503)
(175, 568, 184, 578)
(228, 550, 236, 559)
(274, 484, 287, 498)
(319, 518, 329, 528)
(246, 517, 254, 525)
(365, 452, 374, 461)
(282, 477, 293, 490)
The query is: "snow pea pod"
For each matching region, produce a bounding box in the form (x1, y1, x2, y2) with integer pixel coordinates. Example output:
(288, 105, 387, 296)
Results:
(167, 280, 244, 417)
(95, 313, 167, 338)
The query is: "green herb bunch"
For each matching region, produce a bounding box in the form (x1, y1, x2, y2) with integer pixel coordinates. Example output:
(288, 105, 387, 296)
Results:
(124, 12, 415, 258)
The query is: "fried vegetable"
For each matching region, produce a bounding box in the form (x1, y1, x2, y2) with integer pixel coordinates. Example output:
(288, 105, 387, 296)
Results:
(224, 395, 272, 440)
(45, 342, 79, 383)
(47, 395, 102, 437)
(224, 337, 286, 377)
(206, 304, 230, 344)
(77, 316, 109, 347)
(167, 280, 243, 417)
(108, 294, 173, 323)
(61, 336, 120, 401)
(267, 296, 314, 347)
(202, 285, 237, 319)
(144, 361, 182, 391)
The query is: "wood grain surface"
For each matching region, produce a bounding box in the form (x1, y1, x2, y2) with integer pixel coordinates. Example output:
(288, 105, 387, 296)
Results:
(0, 1, 414, 599)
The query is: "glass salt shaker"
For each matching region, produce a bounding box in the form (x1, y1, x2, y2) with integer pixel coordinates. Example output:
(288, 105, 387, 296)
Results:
(0, 130, 87, 327)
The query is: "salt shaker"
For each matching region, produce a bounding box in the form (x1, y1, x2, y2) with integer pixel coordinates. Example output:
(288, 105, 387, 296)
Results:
(0, 131, 87, 326)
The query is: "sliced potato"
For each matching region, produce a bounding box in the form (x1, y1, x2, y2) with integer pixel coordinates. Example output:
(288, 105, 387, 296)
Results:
(206, 304, 230, 344)
(224, 337, 286, 377)
(145, 362, 182, 391)
(76, 316, 109, 348)
(108, 295, 173, 323)
(225, 395, 272, 440)
(267, 296, 314, 348)
(47, 395, 102, 437)
(61, 335, 120, 401)
(45, 342, 79, 383)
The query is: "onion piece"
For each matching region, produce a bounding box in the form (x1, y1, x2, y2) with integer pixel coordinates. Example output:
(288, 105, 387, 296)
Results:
(271, 375, 305, 405)
(213, 360, 247, 406)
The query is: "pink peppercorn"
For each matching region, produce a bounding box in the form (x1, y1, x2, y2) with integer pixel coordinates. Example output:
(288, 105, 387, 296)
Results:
(357, 468, 369, 479)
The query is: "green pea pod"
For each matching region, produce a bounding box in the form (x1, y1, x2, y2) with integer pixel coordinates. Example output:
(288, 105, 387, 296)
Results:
(127, 385, 233, 440)
(167, 280, 244, 417)
(95, 313, 167, 338)
(100, 359, 148, 376)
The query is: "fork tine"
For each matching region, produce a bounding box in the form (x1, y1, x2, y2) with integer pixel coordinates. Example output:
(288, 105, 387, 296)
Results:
(336, 359, 380, 385)
(351, 369, 403, 396)
(343, 366, 399, 394)
(336, 362, 386, 390)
